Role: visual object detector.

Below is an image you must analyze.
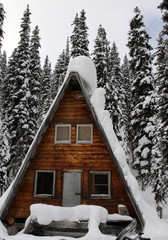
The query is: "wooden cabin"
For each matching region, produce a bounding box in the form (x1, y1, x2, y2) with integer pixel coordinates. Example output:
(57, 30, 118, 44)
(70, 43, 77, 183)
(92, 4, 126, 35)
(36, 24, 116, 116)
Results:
(0, 65, 144, 235)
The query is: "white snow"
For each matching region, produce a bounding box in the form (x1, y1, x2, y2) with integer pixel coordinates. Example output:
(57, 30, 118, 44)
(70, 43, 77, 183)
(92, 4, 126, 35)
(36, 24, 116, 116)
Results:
(66, 56, 97, 96)
(107, 214, 132, 222)
(30, 204, 108, 225)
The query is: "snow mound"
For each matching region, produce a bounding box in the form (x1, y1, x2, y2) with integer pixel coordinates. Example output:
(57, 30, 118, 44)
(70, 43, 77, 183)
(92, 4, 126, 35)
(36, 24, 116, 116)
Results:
(30, 204, 108, 225)
(67, 56, 97, 95)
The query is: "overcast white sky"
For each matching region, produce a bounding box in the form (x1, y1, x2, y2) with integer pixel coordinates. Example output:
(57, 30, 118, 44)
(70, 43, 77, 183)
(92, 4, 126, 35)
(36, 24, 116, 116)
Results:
(1, 0, 162, 68)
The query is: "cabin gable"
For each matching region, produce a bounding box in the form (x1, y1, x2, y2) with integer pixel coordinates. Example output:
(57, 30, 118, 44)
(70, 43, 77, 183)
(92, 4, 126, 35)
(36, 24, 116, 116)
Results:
(4, 77, 138, 225)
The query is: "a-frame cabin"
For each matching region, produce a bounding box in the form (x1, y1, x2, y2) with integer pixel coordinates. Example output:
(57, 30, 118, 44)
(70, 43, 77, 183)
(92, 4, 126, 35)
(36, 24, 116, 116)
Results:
(0, 58, 144, 235)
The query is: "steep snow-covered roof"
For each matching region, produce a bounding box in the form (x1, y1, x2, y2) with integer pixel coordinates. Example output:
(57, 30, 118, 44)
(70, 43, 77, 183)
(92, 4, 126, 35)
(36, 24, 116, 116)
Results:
(66, 56, 97, 96)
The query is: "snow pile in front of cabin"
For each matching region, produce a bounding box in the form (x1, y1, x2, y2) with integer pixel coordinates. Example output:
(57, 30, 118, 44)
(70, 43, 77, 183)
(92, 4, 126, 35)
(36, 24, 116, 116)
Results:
(66, 56, 97, 95)
(30, 204, 107, 225)
(91, 87, 168, 240)
(1, 204, 116, 240)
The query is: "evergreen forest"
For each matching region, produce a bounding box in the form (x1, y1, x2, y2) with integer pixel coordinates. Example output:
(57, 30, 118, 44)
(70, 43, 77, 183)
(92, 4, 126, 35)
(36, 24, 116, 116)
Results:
(0, 1, 168, 215)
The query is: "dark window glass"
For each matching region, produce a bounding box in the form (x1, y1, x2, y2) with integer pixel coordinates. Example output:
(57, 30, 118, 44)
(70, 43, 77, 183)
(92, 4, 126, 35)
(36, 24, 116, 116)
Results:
(95, 174, 108, 184)
(94, 174, 109, 194)
(36, 172, 54, 195)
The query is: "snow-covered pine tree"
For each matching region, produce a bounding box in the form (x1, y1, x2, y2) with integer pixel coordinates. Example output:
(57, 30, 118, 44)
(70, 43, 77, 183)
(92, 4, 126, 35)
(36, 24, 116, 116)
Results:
(0, 2, 5, 53)
(78, 9, 89, 57)
(2, 49, 19, 186)
(51, 38, 70, 100)
(151, 0, 168, 208)
(121, 55, 132, 163)
(121, 55, 132, 132)
(51, 50, 66, 100)
(8, 5, 32, 181)
(105, 42, 126, 142)
(65, 37, 70, 67)
(0, 120, 8, 194)
(40, 55, 52, 120)
(92, 25, 110, 88)
(70, 13, 80, 58)
(70, 9, 89, 57)
(0, 51, 8, 193)
(29, 25, 41, 131)
(127, 7, 155, 189)
(0, 50, 7, 103)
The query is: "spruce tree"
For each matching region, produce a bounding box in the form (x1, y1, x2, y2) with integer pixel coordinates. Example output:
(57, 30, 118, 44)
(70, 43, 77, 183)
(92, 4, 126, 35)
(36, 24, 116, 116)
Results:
(0, 2, 5, 53)
(105, 42, 125, 141)
(41, 55, 52, 120)
(0, 51, 8, 193)
(152, 0, 168, 208)
(29, 25, 41, 131)
(78, 9, 89, 57)
(51, 50, 67, 100)
(0, 50, 7, 103)
(92, 25, 110, 88)
(70, 9, 89, 57)
(121, 55, 132, 162)
(51, 39, 70, 100)
(127, 7, 155, 189)
(8, 5, 32, 180)
(65, 37, 70, 67)
(4, 49, 19, 185)
(121, 55, 132, 135)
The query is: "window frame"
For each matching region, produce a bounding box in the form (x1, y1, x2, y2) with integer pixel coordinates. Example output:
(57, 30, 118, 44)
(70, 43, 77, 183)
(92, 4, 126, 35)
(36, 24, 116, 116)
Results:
(55, 124, 71, 144)
(76, 124, 93, 144)
(90, 171, 111, 199)
(34, 170, 56, 198)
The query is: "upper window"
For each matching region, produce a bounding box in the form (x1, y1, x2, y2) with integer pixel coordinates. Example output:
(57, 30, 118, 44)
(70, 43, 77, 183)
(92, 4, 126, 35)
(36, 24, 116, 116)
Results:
(55, 124, 71, 143)
(76, 124, 93, 144)
(34, 170, 56, 198)
(90, 171, 111, 198)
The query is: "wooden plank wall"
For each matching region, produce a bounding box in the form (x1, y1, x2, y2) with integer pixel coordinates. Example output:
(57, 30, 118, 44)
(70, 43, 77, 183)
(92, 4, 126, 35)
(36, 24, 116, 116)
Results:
(6, 87, 137, 221)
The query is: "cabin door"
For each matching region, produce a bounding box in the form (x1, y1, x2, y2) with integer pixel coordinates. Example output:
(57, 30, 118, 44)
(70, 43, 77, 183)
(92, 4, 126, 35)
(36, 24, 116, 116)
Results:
(63, 171, 81, 207)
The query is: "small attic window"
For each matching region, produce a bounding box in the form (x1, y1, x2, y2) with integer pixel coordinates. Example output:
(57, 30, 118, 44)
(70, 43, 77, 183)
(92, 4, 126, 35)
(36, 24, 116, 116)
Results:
(76, 124, 93, 144)
(55, 124, 71, 143)
(34, 170, 56, 198)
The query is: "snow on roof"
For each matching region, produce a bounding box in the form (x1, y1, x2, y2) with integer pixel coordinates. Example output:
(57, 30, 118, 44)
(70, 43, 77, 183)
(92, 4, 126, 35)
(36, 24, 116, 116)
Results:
(66, 56, 97, 96)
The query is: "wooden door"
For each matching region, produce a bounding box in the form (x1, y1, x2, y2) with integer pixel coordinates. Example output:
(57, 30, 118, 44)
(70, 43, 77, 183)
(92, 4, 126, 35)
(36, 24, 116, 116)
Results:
(63, 171, 81, 207)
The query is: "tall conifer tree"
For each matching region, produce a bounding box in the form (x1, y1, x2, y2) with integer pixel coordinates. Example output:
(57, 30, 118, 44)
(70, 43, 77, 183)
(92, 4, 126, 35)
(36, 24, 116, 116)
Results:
(92, 25, 110, 88)
(41, 55, 51, 120)
(51, 50, 66, 100)
(121, 55, 132, 162)
(127, 7, 155, 189)
(105, 42, 125, 141)
(8, 5, 32, 180)
(51, 39, 70, 100)
(70, 9, 89, 57)
(152, 0, 168, 208)
(29, 25, 41, 131)
(0, 2, 5, 53)
(0, 51, 8, 192)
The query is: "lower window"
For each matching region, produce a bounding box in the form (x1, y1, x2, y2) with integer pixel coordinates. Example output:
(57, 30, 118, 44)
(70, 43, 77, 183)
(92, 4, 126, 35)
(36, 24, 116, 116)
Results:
(34, 170, 56, 198)
(90, 171, 111, 198)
